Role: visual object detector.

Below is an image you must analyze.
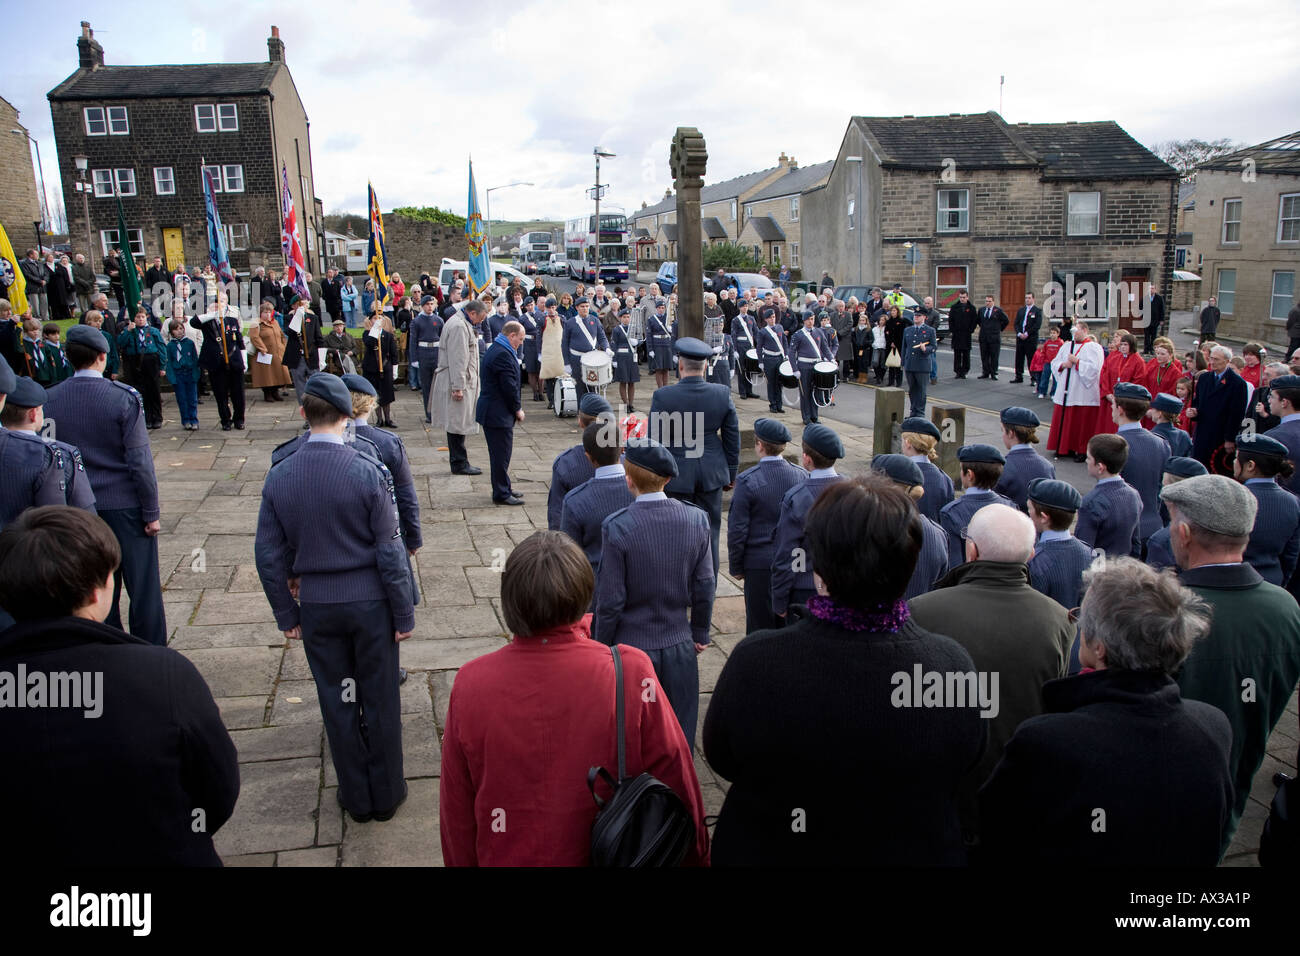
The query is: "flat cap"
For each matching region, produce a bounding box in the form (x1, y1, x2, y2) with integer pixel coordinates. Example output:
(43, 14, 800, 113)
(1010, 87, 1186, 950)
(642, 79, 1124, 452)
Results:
(673, 337, 712, 360)
(753, 418, 791, 445)
(1027, 477, 1082, 512)
(340, 373, 376, 397)
(304, 372, 354, 417)
(332, 317, 346, 325)
(802, 423, 844, 461)
(420, 295, 435, 305)
(901, 417, 941, 440)
(870, 453, 923, 487)
(1164, 456, 1208, 478)
(1160, 474, 1257, 536)
(623, 437, 678, 478)
(66, 324, 109, 354)
(574, 296, 589, 306)
(1151, 392, 1184, 414)
(579, 393, 612, 417)
(4, 376, 47, 408)
(1236, 433, 1289, 457)
(1000, 406, 1040, 428)
(1113, 382, 1151, 402)
(958, 443, 1005, 464)
(1270, 374, 1300, 391)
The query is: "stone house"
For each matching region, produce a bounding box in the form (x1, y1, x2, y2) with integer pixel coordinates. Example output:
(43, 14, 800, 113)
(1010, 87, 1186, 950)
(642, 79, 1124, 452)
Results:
(736, 160, 833, 272)
(0, 95, 43, 252)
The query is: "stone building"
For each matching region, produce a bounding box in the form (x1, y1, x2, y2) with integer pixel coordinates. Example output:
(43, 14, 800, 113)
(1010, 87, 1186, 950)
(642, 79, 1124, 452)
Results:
(801, 112, 1178, 331)
(47, 22, 321, 276)
(1189, 132, 1300, 342)
(736, 160, 833, 272)
(0, 95, 43, 251)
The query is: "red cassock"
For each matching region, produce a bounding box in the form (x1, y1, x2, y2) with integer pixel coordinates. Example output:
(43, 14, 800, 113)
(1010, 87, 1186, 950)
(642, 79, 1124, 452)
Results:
(439, 616, 710, 866)
(1095, 351, 1149, 435)
(1143, 358, 1185, 429)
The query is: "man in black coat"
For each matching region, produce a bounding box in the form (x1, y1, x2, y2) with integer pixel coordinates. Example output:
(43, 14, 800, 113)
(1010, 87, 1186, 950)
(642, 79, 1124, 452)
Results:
(475, 320, 526, 505)
(1286, 300, 1300, 361)
(1189, 345, 1249, 470)
(947, 290, 977, 379)
(0, 506, 240, 866)
(1199, 297, 1221, 341)
(1143, 285, 1166, 354)
(976, 294, 1009, 380)
(321, 267, 344, 324)
(1011, 292, 1042, 383)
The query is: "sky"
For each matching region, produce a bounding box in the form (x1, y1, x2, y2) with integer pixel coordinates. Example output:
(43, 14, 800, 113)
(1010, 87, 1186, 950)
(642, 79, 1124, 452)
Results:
(7, 0, 1300, 228)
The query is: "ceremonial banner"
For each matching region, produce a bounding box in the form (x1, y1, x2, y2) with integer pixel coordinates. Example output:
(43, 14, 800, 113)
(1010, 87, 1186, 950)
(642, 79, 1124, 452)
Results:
(280, 163, 309, 301)
(114, 186, 142, 317)
(366, 183, 390, 310)
(466, 160, 490, 295)
(0, 222, 27, 314)
(202, 165, 234, 283)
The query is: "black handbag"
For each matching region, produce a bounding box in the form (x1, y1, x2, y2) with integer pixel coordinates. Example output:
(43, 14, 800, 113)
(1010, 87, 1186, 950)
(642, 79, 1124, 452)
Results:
(587, 645, 695, 867)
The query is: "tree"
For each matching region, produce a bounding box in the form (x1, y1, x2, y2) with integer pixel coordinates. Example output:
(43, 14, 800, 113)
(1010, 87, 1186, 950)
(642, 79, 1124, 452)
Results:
(702, 242, 762, 272)
(1149, 138, 1242, 178)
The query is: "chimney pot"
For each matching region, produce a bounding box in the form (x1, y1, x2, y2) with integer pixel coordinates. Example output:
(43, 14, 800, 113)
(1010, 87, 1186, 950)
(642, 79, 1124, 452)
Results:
(77, 21, 104, 69)
(268, 26, 286, 63)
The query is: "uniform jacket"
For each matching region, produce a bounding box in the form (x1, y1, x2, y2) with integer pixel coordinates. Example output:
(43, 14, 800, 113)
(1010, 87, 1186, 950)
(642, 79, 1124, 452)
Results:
(1191, 367, 1248, 463)
(117, 324, 166, 359)
(947, 301, 978, 349)
(164, 335, 200, 385)
(939, 488, 1015, 568)
(648, 376, 740, 494)
(279, 307, 325, 371)
(1117, 424, 1170, 543)
(1243, 479, 1300, 586)
(1028, 533, 1094, 609)
(1145, 527, 1176, 571)
(770, 474, 844, 614)
(787, 326, 827, 368)
(1265, 417, 1300, 497)
(560, 472, 635, 575)
(190, 310, 247, 373)
(757, 323, 787, 369)
(912, 457, 955, 523)
(994, 445, 1055, 511)
(905, 513, 951, 601)
(430, 313, 481, 436)
(475, 338, 522, 429)
(561, 311, 609, 372)
(0, 428, 69, 526)
(354, 423, 422, 549)
(731, 313, 758, 353)
(727, 457, 806, 574)
(1152, 421, 1192, 458)
(1075, 478, 1142, 558)
(902, 322, 938, 372)
(610, 324, 638, 382)
(548, 444, 595, 530)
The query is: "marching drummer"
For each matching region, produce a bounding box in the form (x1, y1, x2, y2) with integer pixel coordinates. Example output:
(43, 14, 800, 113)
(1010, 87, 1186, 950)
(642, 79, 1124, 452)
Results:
(611, 306, 640, 412)
(758, 306, 789, 415)
(788, 311, 828, 426)
(732, 298, 759, 401)
(560, 296, 610, 397)
(646, 296, 674, 390)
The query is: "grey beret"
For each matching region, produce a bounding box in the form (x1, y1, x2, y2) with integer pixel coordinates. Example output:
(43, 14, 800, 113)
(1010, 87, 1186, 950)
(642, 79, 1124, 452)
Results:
(1027, 477, 1082, 512)
(753, 418, 791, 445)
(1000, 406, 1040, 428)
(958, 443, 1005, 465)
(66, 324, 109, 353)
(340, 373, 376, 398)
(871, 453, 924, 487)
(623, 438, 678, 478)
(0, 353, 14, 394)
(1160, 474, 1257, 536)
(304, 373, 354, 417)
(4, 376, 48, 408)
(673, 337, 712, 360)
(1113, 382, 1152, 402)
(802, 423, 845, 461)
(901, 417, 941, 440)
(1164, 457, 1208, 479)
(579, 393, 611, 417)
(1151, 393, 1183, 414)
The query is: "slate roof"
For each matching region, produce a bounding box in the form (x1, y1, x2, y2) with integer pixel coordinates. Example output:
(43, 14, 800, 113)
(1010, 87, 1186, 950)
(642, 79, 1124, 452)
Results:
(702, 217, 728, 240)
(749, 216, 786, 241)
(658, 223, 679, 242)
(1198, 131, 1300, 176)
(637, 163, 784, 219)
(1011, 121, 1176, 179)
(49, 62, 282, 100)
(630, 227, 651, 239)
(747, 160, 834, 201)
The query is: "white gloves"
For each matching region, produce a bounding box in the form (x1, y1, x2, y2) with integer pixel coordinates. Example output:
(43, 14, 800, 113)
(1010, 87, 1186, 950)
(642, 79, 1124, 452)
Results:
(648, 351, 655, 359)
(564, 365, 572, 376)
(606, 348, 614, 357)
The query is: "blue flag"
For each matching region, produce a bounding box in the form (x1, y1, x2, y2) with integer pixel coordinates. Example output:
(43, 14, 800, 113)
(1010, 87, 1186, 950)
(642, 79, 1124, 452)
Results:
(466, 160, 490, 295)
(202, 166, 234, 283)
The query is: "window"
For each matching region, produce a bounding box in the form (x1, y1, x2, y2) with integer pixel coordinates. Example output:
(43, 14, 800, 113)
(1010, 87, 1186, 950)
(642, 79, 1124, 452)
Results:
(744, 203, 753, 224)
(84, 107, 106, 135)
(791, 242, 800, 268)
(100, 228, 144, 258)
(1216, 268, 1236, 314)
(937, 189, 969, 232)
(195, 104, 217, 132)
(217, 103, 238, 131)
(935, 265, 969, 310)
(1222, 198, 1242, 243)
(223, 165, 244, 192)
(115, 169, 136, 196)
(790, 196, 799, 221)
(225, 224, 250, 251)
(202, 165, 222, 191)
(93, 169, 135, 196)
(1280, 194, 1300, 242)
(771, 244, 781, 265)
(1272, 272, 1295, 320)
(848, 194, 856, 231)
(752, 245, 760, 261)
(92, 169, 114, 197)
(729, 200, 736, 221)
(154, 167, 175, 196)
(107, 106, 128, 134)
(1067, 191, 1100, 236)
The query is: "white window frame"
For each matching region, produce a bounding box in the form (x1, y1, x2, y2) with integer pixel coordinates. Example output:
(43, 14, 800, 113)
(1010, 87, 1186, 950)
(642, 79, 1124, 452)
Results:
(202, 165, 223, 192)
(771, 244, 781, 265)
(751, 244, 760, 262)
(937, 188, 970, 233)
(729, 199, 736, 222)
(791, 242, 800, 268)
(790, 196, 799, 221)
(1279, 193, 1300, 243)
(115, 168, 136, 196)
(847, 194, 856, 231)
(83, 106, 106, 135)
(100, 228, 144, 258)
(225, 223, 250, 251)
(217, 103, 239, 131)
(1067, 191, 1101, 236)
(935, 264, 970, 310)
(94, 168, 135, 197)
(195, 104, 217, 132)
(1222, 198, 1242, 244)
(92, 169, 115, 197)
(153, 167, 175, 196)
(1272, 271, 1295, 320)
(1216, 268, 1236, 315)
(222, 164, 245, 193)
(106, 106, 129, 135)
(743, 203, 753, 224)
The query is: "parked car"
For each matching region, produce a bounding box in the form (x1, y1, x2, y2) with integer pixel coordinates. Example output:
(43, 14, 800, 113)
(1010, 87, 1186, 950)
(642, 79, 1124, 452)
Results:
(834, 283, 948, 341)
(522, 261, 538, 276)
(437, 258, 535, 296)
(548, 253, 568, 276)
(714, 272, 775, 296)
(95, 273, 111, 294)
(655, 262, 678, 290)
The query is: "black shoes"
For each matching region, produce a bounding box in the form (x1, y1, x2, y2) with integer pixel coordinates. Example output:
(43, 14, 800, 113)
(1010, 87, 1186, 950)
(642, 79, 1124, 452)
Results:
(1011, 377, 1024, 383)
(495, 494, 525, 506)
(234, 422, 245, 430)
(398, 667, 408, 685)
(452, 465, 482, 476)
(372, 784, 408, 823)
(221, 423, 232, 431)
(978, 374, 989, 379)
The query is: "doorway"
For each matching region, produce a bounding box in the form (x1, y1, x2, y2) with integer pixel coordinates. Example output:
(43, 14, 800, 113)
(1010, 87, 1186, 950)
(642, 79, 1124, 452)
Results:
(999, 264, 1027, 314)
(1116, 268, 1151, 333)
(162, 228, 185, 272)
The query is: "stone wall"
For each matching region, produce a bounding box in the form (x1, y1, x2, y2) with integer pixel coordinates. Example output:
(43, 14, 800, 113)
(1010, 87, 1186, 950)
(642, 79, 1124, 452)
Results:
(0, 98, 42, 247)
(377, 217, 468, 283)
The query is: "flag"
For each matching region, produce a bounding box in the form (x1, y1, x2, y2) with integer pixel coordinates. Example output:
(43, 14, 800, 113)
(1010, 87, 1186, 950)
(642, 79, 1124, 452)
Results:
(0, 221, 27, 315)
(466, 160, 490, 295)
(366, 183, 390, 311)
(280, 162, 309, 301)
(114, 185, 141, 317)
(202, 166, 234, 283)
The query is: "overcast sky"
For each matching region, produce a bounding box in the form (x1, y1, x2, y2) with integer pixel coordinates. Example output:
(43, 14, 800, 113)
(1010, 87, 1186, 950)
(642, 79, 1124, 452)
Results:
(8, 0, 1299, 226)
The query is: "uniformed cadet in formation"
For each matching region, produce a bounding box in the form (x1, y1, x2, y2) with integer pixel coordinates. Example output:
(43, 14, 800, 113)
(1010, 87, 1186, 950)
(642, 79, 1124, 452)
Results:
(255, 373, 413, 824)
(559, 421, 634, 610)
(787, 311, 827, 426)
(1025, 478, 1093, 612)
(727, 418, 805, 633)
(1112, 382, 1171, 555)
(409, 295, 444, 425)
(649, 336, 741, 577)
(610, 308, 640, 412)
(939, 444, 1014, 568)
(547, 392, 611, 530)
(1150, 392, 1193, 458)
(43, 324, 166, 646)
(0, 377, 96, 514)
(757, 306, 788, 414)
(771, 424, 846, 620)
(1234, 432, 1300, 587)
(900, 417, 954, 523)
(731, 299, 759, 401)
(1077, 433, 1143, 558)
(1264, 374, 1300, 497)
(994, 406, 1055, 511)
(560, 297, 609, 397)
(517, 295, 545, 403)
(870, 453, 950, 600)
(594, 438, 714, 747)
(646, 297, 674, 391)
(1145, 457, 1208, 571)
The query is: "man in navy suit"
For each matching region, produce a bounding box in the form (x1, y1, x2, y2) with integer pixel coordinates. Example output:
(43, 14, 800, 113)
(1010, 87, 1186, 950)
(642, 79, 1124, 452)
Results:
(1234, 433, 1300, 586)
(1011, 292, 1042, 383)
(475, 320, 526, 505)
(560, 297, 609, 396)
(977, 295, 1009, 380)
(649, 336, 741, 577)
(1264, 374, 1300, 498)
(1189, 344, 1248, 471)
(903, 310, 939, 418)
(771, 424, 846, 619)
(1077, 433, 1143, 557)
(1112, 382, 1171, 553)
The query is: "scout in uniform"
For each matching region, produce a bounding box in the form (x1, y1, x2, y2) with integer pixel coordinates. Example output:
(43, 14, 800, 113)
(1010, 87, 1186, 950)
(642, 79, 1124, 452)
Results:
(117, 310, 167, 429)
(547, 393, 611, 530)
(994, 406, 1055, 511)
(1076, 433, 1143, 558)
(758, 306, 788, 414)
(0, 377, 96, 514)
(901, 417, 954, 523)
(870, 453, 950, 601)
(1150, 392, 1193, 458)
(1112, 382, 1171, 554)
(1145, 457, 1208, 571)
(1234, 432, 1300, 587)
(770, 424, 846, 620)
(938, 444, 1014, 568)
(41, 323, 72, 385)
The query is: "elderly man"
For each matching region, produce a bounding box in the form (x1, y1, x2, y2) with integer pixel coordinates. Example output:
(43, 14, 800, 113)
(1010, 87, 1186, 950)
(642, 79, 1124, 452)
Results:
(431, 298, 487, 476)
(1162, 474, 1300, 857)
(72, 254, 97, 316)
(19, 249, 49, 321)
(1189, 344, 1249, 473)
(908, 504, 1075, 843)
(1047, 320, 1104, 463)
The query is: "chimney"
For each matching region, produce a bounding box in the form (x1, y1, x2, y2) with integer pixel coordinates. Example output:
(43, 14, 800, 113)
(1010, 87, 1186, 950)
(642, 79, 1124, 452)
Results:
(778, 151, 789, 168)
(78, 21, 104, 70)
(268, 25, 285, 63)
(788, 156, 798, 169)
(664, 188, 672, 199)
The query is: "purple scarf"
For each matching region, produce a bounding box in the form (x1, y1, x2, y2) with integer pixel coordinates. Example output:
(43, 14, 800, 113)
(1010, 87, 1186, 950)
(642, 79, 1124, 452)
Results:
(806, 595, 910, 633)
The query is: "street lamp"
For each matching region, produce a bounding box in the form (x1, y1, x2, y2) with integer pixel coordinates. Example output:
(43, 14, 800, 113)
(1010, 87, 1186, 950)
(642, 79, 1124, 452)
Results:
(484, 181, 534, 267)
(74, 155, 92, 269)
(593, 147, 615, 283)
(12, 129, 50, 248)
(845, 156, 863, 282)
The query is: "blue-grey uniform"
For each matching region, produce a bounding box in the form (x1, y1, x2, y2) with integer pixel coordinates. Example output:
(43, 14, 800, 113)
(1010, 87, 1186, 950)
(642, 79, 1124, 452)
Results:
(0, 422, 75, 527)
(1150, 396, 1193, 459)
(1145, 528, 1176, 570)
(787, 323, 828, 425)
(939, 444, 1013, 568)
(0, 377, 97, 517)
(518, 309, 542, 376)
(1117, 405, 1171, 549)
(646, 303, 674, 372)
(43, 326, 165, 646)
(871, 453, 950, 600)
(731, 310, 759, 399)
(1075, 476, 1142, 558)
(770, 424, 845, 617)
(409, 303, 443, 423)
(817, 322, 839, 360)
(996, 446, 1056, 511)
(901, 418, 954, 523)
(610, 323, 639, 383)
(560, 301, 609, 395)
(1028, 531, 1094, 608)
(1237, 433, 1300, 586)
(560, 464, 635, 619)
(1264, 403, 1300, 498)
(1146, 457, 1208, 570)
(758, 314, 788, 413)
(727, 418, 805, 632)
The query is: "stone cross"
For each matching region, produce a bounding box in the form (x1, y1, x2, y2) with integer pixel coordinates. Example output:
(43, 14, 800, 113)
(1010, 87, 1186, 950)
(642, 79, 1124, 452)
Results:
(670, 127, 707, 341)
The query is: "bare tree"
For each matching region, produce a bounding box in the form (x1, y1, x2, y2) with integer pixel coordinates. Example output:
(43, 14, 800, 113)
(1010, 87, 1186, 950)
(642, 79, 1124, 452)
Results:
(1149, 138, 1243, 179)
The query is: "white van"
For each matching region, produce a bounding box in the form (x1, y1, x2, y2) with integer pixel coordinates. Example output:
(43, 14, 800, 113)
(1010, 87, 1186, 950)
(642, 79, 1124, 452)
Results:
(438, 258, 536, 297)
(548, 253, 567, 276)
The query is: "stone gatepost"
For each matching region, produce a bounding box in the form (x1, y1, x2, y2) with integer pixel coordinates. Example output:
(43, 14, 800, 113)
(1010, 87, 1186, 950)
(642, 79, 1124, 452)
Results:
(670, 127, 707, 341)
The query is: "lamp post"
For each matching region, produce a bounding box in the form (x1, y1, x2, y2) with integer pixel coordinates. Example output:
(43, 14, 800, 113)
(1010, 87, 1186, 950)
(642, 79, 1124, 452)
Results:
(593, 147, 615, 283)
(484, 181, 533, 269)
(845, 156, 863, 282)
(74, 155, 92, 269)
(12, 129, 50, 246)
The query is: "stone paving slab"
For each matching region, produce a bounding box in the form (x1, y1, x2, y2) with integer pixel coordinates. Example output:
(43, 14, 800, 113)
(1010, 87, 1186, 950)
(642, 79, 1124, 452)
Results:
(212, 757, 320, 858)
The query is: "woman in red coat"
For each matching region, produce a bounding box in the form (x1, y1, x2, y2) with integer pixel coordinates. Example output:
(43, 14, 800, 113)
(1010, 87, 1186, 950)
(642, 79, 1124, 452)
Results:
(1143, 336, 1185, 429)
(439, 531, 709, 866)
(1096, 331, 1146, 435)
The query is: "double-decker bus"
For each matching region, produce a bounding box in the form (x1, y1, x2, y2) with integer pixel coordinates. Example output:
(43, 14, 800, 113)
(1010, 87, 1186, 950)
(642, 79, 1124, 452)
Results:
(517, 230, 555, 271)
(564, 211, 629, 283)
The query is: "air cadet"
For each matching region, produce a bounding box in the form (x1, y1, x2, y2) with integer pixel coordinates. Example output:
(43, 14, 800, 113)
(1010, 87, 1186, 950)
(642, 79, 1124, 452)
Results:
(757, 306, 789, 414)
(190, 291, 247, 430)
(117, 310, 167, 429)
(994, 406, 1055, 511)
(594, 437, 714, 747)
(1112, 382, 1171, 554)
(610, 307, 640, 412)
(1264, 374, 1300, 497)
(1077, 433, 1143, 558)
(0, 377, 96, 514)
(939, 444, 1014, 568)
(771, 424, 846, 620)
(1148, 392, 1193, 458)
(547, 392, 611, 530)
(870, 453, 949, 600)
(0, 360, 72, 534)
(517, 295, 544, 403)
(560, 296, 609, 396)
(646, 297, 674, 390)
(900, 417, 954, 523)
(902, 308, 938, 417)
(1146, 457, 1208, 570)
(731, 298, 759, 400)
(409, 295, 444, 424)
(1025, 477, 1092, 610)
(559, 421, 634, 601)
(649, 336, 741, 577)
(255, 373, 413, 824)
(43, 324, 166, 645)
(1234, 432, 1300, 586)
(727, 418, 805, 632)
(788, 311, 828, 425)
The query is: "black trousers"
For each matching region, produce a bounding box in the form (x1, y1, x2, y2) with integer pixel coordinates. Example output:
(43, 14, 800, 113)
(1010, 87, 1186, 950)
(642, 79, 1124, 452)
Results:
(300, 599, 404, 818)
(1143, 323, 1159, 353)
(132, 353, 162, 425)
(668, 486, 722, 579)
(763, 360, 783, 411)
(447, 432, 469, 470)
(484, 425, 515, 501)
(797, 366, 819, 424)
(952, 346, 971, 377)
(99, 507, 166, 646)
(208, 363, 245, 427)
(742, 566, 777, 633)
(1014, 335, 1038, 378)
(979, 337, 1001, 376)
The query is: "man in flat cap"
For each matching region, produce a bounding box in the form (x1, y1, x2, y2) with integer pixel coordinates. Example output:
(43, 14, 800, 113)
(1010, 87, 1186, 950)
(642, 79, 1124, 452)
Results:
(1164, 473, 1300, 856)
(938, 444, 1014, 568)
(770, 424, 846, 619)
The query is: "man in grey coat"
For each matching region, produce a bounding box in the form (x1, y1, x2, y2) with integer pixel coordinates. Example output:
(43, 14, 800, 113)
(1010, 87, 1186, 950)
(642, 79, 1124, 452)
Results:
(430, 299, 486, 476)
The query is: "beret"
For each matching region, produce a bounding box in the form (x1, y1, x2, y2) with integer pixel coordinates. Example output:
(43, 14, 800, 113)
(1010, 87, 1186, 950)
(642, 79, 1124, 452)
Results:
(674, 337, 712, 360)
(1113, 382, 1151, 402)
(802, 423, 844, 461)
(871, 453, 923, 488)
(1151, 392, 1183, 414)
(284, 289, 302, 306)
(304, 372, 354, 417)
(579, 393, 612, 417)
(1000, 406, 1040, 428)
(1164, 456, 1208, 478)
(340, 373, 376, 397)
(623, 438, 678, 478)
(753, 418, 791, 445)
(816, 310, 831, 322)
(66, 324, 109, 353)
(758, 306, 776, 319)
(654, 297, 667, 307)
(1235, 433, 1289, 457)
(420, 295, 435, 305)
(545, 296, 557, 307)
(1160, 474, 1257, 536)
(0, 354, 13, 395)
(958, 443, 1005, 464)
(574, 296, 589, 305)
(1027, 477, 1082, 512)
(900, 417, 941, 440)
(1270, 374, 1300, 390)
(4, 375, 47, 408)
